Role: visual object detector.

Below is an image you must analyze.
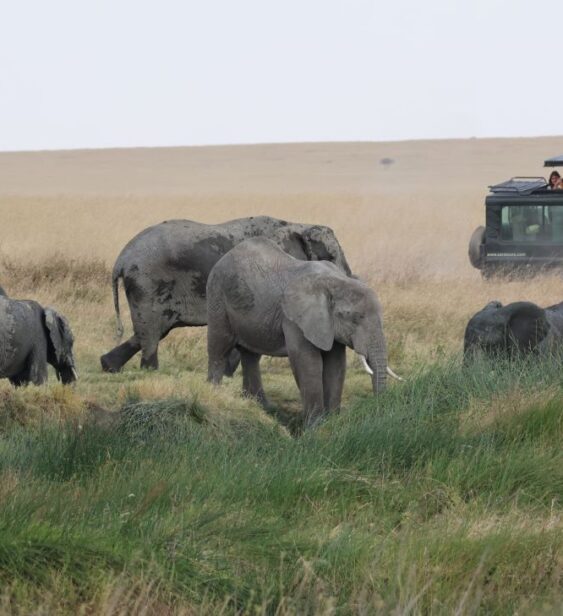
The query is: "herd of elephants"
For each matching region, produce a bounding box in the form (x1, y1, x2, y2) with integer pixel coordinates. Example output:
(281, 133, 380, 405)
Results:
(1, 215, 562, 427)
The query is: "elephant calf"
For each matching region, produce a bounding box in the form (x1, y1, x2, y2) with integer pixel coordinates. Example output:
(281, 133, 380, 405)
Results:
(464, 300, 563, 359)
(207, 238, 395, 427)
(0, 294, 77, 386)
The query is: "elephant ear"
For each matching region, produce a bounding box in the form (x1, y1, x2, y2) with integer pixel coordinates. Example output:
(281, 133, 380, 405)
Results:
(44, 307, 75, 367)
(506, 302, 549, 352)
(281, 278, 334, 351)
(300, 226, 335, 262)
(277, 231, 308, 261)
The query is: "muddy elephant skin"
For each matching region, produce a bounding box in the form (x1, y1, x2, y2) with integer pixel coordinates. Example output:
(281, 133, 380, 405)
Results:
(100, 216, 352, 372)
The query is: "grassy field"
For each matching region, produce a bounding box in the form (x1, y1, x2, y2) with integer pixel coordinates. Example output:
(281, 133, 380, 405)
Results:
(0, 137, 562, 613)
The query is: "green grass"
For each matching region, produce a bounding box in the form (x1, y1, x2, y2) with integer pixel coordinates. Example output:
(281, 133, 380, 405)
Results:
(0, 356, 561, 614)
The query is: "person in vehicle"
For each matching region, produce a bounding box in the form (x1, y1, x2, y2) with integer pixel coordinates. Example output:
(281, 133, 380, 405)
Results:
(548, 170, 562, 190)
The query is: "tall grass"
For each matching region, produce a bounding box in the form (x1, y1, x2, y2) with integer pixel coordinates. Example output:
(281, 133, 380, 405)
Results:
(0, 357, 561, 614)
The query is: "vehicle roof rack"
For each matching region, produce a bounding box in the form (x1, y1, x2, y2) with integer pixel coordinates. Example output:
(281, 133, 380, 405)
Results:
(544, 155, 563, 167)
(489, 177, 547, 195)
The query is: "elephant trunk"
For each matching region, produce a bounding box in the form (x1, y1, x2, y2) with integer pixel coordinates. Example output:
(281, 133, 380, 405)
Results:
(353, 316, 388, 394)
(367, 332, 387, 394)
(57, 364, 78, 385)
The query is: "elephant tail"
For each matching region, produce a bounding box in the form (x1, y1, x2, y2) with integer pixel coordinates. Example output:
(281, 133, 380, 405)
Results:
(112, 268, 124, 341)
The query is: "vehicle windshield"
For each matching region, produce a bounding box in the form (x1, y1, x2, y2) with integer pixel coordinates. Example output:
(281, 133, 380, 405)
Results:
(501, 205, 563, 241)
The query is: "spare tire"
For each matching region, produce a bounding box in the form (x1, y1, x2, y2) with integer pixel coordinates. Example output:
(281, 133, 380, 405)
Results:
(468, 226, 485, 269)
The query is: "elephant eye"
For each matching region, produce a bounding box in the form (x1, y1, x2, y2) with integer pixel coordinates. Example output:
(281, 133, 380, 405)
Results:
(337, 308, 362, 323)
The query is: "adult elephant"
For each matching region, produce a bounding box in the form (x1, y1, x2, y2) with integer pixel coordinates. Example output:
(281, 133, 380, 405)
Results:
(100, 216, 352, 372)
(0, 295, 77, 386)
(207, 238, 399, 428)
(464, 300, 563, 359)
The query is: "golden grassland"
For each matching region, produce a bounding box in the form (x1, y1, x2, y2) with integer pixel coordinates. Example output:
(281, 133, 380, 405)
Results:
(2, 136, 563, 398)
(0, 137, 562, 613)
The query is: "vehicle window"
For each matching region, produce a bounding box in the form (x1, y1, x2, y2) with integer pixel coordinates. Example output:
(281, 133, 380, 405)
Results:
(500, 205, 563, 241)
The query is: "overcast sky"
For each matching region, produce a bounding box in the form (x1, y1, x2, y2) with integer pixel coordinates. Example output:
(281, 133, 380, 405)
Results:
(1, 0, 562, 151)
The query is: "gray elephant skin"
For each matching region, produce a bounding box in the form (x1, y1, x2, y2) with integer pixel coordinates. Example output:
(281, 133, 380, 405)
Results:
(464, 300, 563, 359)
(206, 238, 387, 427)
(100, 216, 352, 373)
(0, 295, 77, 386)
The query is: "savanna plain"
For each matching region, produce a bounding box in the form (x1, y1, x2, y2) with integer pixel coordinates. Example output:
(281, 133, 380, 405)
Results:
(0, 137, 561, 614)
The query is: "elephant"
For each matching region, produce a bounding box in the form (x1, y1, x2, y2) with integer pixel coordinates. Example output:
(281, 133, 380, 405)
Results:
(0, 295, 77, 386)
(207, 238, 397, 428)
(464, 300, 563, 359)
(100, 216, 352, 373)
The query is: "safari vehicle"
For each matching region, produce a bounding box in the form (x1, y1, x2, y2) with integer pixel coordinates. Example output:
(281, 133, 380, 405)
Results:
(469, 155, 563, 277)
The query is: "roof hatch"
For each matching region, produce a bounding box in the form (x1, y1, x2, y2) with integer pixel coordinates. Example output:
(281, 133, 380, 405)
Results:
(489, 177, 547, 194)
(544, 155, 563, 167)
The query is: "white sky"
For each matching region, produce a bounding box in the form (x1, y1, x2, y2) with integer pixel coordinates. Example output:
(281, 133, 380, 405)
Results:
(1, 0, 562, 151)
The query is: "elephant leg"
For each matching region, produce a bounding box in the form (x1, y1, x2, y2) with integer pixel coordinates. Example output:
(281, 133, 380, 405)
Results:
(322, 342, 346, 412)
(139, 334, 160, 370)
(100, 336, 141, 373)
(224, 348, 241, 377)
(207, 320, 236, 386)
(239, 348, 269, 408)
(21, 350, 48, 386)
(141, 322, 188, 370)
(122, 297, 165, 371)
(9, 372, 28, 387)
(283, 321, 325, 427)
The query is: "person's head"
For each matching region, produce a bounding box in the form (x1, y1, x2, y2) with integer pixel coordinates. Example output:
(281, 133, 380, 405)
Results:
(549, 170, 561, 187)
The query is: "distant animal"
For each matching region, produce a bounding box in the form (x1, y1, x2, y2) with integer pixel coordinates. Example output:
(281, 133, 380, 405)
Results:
(464, 300, 563, 359)
(207, 238, 398, 428)
(0, 295, 77, 386)
(100, 216, 352, 373)
(0, 285, 6, 297)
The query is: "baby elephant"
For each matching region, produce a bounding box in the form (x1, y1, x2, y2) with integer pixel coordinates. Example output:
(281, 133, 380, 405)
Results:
(0, 294, 77, 386)
(464, 300, 563, 359)
(207, 238, 394, 427)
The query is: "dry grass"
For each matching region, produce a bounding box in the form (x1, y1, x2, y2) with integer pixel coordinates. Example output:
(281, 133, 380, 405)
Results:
(1, 137, 563, 439)
(2, 137, 563, 423)
(0, 383, 85, 431)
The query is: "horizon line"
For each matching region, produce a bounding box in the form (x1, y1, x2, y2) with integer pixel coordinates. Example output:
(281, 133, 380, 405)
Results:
(2, 133, 563, 156)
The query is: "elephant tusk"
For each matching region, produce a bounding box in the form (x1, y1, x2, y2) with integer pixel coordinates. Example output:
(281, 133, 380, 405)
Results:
(359, 356, 403, 381)
(359, 355, 374, 376)
(71, 367, 79, 380)
(386, 366, 403, 381)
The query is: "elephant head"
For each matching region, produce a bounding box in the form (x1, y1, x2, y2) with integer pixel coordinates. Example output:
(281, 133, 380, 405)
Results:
(464, 300, 550, 359)
(279, 224, 352, 276)
(282, 273, 387, 392)
(44, 307, 78, 384)
(300, 225, 352, 276)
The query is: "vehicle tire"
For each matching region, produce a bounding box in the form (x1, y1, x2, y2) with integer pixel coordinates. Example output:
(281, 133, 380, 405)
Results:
(468, 226, 485, 269)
